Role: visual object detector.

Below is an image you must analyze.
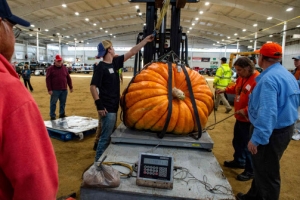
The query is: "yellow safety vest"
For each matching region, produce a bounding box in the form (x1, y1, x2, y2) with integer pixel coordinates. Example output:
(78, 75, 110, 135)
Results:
(213, 63, 232, 89)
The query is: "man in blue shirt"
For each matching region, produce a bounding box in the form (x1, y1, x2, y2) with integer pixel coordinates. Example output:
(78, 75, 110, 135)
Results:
(237, 42, 300, 200)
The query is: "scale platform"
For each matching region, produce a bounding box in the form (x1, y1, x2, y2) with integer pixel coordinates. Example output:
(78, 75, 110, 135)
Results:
(111, 123, 214, 150)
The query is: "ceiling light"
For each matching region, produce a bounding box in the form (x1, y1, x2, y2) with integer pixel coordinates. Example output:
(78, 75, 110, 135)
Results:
(30, 24, 35, 27)
(45, 29, 49, 31)
(66, 43, 68, 44)
(189, 27, 192, 30)
(29, 34, 32, 36)
(100, 27, 103, 30)
(253, 24, 257, 27)
(135, 5, 139, 9)
(85, 18, 89, 21)
(62, 4, 67, 8)
(227, 36, 231, 39)
(199, 11, 203, 14)
(297, 25, 300, 27)
(65, 36, 69, 38)
(56, 33, 60, 35)
(138, 12, 142, 16)
(51, 39, 54, 41)
(110, 33, 112, 35)
(105, 30, 108, 33)
(195, 17, 199, 20)
(74, 38, 77, 40)
(269, 35, 273, 37)
(267, 17, 272, 20)
(143, 23, 146, 26)
(242, 29, 246, 32)
(114, 36, 116, 38)
(217, 41, 219, 43)
(192, 23, 195, 26)
(250, 40, 253, 42)
(222, 39, 224, 41)
(75, 12, 79, 16)
(93, 23, 96, 26)
(286, 7, 293, 12)
(187, 31, 190, 33)
(205, 2, 210, 6)
(234, 33, 238, 36)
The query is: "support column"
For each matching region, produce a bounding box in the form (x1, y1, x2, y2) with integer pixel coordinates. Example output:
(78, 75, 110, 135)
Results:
(58, 36, 61, 56)
(254, 32, 257, 50)
(36, 32, 39, 62)
(282, 21, 287, 64)
(74, 40, 77, 64)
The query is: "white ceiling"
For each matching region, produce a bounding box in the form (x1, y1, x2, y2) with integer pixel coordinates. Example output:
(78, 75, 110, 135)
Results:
(8, 0, 300, 49)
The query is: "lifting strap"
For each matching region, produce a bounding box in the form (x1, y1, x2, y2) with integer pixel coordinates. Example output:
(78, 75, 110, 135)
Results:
(180, 64, 202, 140)
(157, 62, 173, 138)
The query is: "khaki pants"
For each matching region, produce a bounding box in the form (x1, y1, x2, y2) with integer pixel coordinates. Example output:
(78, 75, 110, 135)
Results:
(215, 93, 231, 110)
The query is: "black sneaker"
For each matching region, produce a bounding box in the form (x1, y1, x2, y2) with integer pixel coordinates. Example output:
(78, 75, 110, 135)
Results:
(50, 117, 56, 120)
(224, 160, 245, 169)
(237, 171, 254, 181)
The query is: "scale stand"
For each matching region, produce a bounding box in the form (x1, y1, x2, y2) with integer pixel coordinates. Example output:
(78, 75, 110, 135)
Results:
(110, 123, 214, 150)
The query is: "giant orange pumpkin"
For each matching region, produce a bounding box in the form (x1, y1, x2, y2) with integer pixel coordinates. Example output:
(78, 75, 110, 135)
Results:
(120, 62, 214, 135)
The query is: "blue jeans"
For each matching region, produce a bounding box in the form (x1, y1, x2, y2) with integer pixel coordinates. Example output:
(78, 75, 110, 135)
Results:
(95, 113, 117, 162)
(233, 120, 253, 173)
(50, 90, 68, 118)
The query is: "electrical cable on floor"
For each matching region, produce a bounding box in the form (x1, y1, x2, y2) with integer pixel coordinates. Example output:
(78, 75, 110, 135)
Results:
(173, 167, 233, 196)
(102, 161, 133, 178)
(203, 113, 235, 131)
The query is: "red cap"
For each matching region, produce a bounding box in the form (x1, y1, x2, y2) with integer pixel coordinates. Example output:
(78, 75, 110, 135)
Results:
(258, 42, 282, 58)
(55, 54, 63, 61)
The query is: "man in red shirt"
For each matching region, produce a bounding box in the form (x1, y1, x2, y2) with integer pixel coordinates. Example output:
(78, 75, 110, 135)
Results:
(217, 57, 260, 181)
(0, 0, 58, 199)
(46, 55, 73, 120)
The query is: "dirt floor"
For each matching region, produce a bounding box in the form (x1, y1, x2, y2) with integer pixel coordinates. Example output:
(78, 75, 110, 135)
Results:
(27, 72, 299, 199)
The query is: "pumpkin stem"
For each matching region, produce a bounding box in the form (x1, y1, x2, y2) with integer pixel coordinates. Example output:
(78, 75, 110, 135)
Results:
(172, 87, 185, 100)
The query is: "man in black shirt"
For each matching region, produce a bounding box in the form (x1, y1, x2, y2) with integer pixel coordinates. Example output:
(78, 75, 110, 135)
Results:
(91, 35, 154, 162)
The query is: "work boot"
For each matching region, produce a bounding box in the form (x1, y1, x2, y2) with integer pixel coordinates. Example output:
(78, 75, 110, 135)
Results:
(50, 116, 56, 120)
(224, 160, 245, 169)
(237, 171, 254, 181)
(225, 108, 232, 113)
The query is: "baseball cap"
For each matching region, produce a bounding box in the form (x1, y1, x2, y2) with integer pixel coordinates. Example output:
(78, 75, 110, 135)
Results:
(220, 57, 227, 62)
(55, 55, 63, 61)
(292, 56, 300, 60)
(96, 40, 112, 58)
(0, 0, 30, 27)
(258, 42, 282, 59)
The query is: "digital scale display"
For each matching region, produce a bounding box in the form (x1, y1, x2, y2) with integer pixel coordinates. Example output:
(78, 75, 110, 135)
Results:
(144, 158, 168, 166)
(136, 153, 173, 189)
